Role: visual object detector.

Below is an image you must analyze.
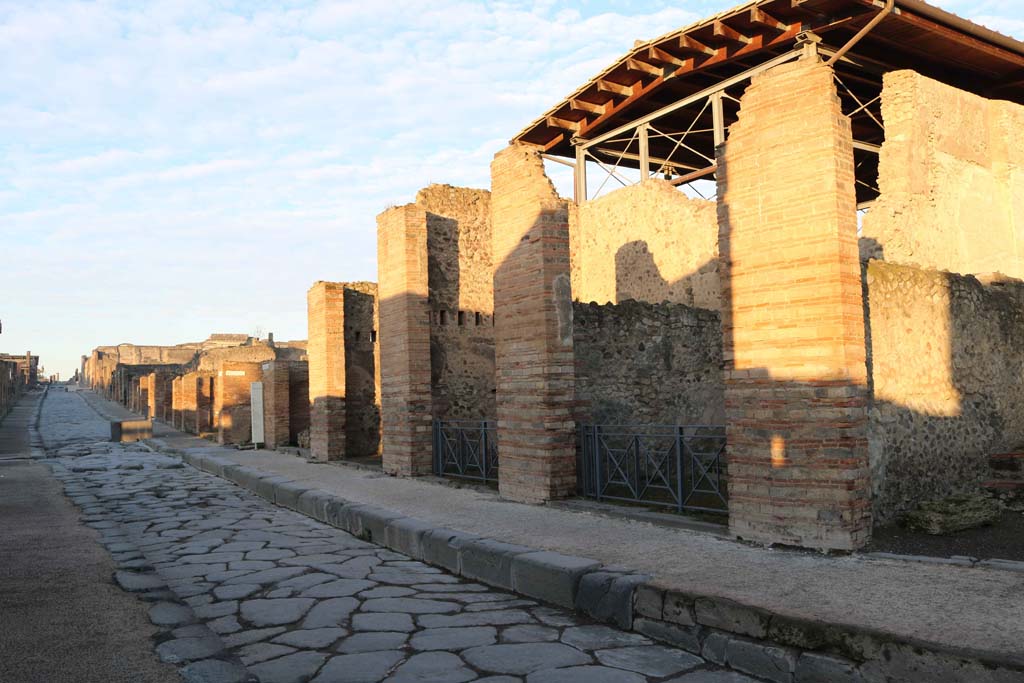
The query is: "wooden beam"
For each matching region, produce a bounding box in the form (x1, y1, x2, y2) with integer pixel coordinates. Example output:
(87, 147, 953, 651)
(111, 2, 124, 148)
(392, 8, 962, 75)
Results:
(597, 79, 636, 97)
(626, 58, 663, 77)
(647, 46, 689, 68)
(546, 116, 582, 132)
(750, 7, 791, 31)
(713, 20, 752, 45)
(678, 34, 717, 56)
(569, 99, 607, 115)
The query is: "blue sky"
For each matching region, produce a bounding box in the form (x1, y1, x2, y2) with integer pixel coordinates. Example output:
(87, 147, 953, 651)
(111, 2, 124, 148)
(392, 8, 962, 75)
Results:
(1, 1, 1022, 377)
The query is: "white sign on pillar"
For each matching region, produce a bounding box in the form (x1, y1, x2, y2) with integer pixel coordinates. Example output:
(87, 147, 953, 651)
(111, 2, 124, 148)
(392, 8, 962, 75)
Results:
(250, 381, 264, 446)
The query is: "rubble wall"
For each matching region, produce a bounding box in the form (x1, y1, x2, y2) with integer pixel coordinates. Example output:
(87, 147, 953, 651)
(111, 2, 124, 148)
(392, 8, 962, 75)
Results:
(573, 300, 724, 427)
(418, 185, 496, 421)
(866, 260, 1024, 522)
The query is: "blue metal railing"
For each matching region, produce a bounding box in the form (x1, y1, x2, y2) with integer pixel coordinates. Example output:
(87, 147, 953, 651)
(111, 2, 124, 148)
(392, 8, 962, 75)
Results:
(580, 424, 727, 514)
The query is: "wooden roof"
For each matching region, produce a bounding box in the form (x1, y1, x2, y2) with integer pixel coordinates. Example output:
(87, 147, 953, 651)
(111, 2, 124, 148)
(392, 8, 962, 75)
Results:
(513, 0, 1024, 158)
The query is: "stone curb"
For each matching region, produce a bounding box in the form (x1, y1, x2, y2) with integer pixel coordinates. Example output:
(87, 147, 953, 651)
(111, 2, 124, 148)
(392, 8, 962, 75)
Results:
(163, 446, 1024, 683)
(864, 550, 1024, 573)
(169, 448, 641, 621)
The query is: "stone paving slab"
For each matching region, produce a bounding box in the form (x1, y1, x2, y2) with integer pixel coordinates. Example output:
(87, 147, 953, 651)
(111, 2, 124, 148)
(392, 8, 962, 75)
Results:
(45, 388, 757, 683)
(78, 388, 1024, 680)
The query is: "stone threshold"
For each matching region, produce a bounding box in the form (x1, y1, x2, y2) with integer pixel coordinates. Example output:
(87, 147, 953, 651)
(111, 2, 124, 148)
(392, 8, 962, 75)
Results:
(152, 443, 1024, 683)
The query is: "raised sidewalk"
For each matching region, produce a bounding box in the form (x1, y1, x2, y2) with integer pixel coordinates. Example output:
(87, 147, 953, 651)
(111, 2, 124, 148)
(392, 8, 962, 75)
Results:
(81, 389, 1024, 682)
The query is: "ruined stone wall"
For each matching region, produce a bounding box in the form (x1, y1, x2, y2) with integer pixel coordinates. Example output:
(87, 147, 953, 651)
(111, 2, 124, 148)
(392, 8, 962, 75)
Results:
(863, 70, 1024, 277)
(307, 282, 379, 461)
(180, 372, 199, 433)
(215, 361, 262, 445)
(570, 181, 720, 310)
(378, 206, 433, 476)
(287, 361, 310, 446)
(0, 359, 24, 419)
(262, 361, 291, 450)
(343, 283, 380, 457)
(491, 144, 577, 503)
(718, 60, 871, 550)
(197, 374, 214, 434)
(418, 185, 496, 421)
(866, 260, 1024, 522)
(195, 343, 276, 373)
(573, 300, 724, 427)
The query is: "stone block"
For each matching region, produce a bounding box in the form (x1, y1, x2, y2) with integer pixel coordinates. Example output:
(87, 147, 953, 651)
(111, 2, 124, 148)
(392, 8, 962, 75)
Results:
(345, 505, 404, 544)
(633, 617, 702, 655)
(701, 629, 729, 666)
(296, 489, 334, 523)
(421, 527, 478, 574)
(633, 582, 665, 621)
(459, 538, 533, 590)
(662, 590, 696, 626)
(694, 596, 769, 639)
(727, 636, 798, 683)
(384, 517, 435, 560)
(795, 652, 863, 683)
(574, 571, 648, 630)
(510, 551, 602, 609)
(272, 480, 311, 511)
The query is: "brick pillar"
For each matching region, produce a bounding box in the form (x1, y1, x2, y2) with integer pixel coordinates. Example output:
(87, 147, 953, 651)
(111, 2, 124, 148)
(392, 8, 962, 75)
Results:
(308, 282, 347, 461)
(490, 145, 576, 503)
(718, 59, 871, 550)
(262, 361, 291, 450)
(196, 374, 213, 434)
(216, 362, 262, 445)
(377, 206, 433, 476)
(138, 375, 150, 418)
(172, 376, 183, 429)
(181, 372, 198, 433)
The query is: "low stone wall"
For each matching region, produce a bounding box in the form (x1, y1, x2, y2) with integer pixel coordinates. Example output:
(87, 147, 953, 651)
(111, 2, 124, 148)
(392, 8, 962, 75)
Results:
(866, 260, 1024, 522)
(572, 299, 724, 427)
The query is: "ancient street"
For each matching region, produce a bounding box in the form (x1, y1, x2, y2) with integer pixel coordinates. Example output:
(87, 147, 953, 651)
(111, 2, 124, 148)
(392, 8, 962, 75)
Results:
(9, 387, 756, 683)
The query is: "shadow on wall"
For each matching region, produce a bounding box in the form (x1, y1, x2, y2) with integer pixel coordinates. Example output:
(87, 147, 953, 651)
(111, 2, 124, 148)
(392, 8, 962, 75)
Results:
(425, 204, 497, 423)
(344, 287, 381, 458)
(861, 237, 1024, 523)
(614, 240, 721, 311)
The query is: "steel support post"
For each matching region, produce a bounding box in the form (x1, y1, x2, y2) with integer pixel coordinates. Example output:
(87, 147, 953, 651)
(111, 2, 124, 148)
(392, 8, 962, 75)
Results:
(638, 123, 650, 183)
(574, 143, 587, 202)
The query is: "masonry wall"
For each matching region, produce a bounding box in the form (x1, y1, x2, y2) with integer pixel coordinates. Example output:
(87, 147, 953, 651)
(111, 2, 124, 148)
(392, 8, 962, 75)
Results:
(180, 372, 199, 433)
(343, 284, 380, 457)
(378, 206, 433, 476)
(262, 361, 291, 450)
(718, 59, 871, 550)
(287, 361, 310, 446)
(307, 282, 380, 461)
(863, 70, 1024, 277)
(197, 373, 214, 434)
(866, 260, 1024, 522)
(491, 144, 577, 503)
(0, 359, 24, 419)
(573, 300, 724, 427)
(571, 181, 720, 310)
(418, 184, 496, 421)
(171, 376, 183, 428)
(215, 362, 262, 445)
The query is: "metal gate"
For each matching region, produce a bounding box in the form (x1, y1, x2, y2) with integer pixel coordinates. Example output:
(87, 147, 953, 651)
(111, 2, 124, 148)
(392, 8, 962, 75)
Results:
(580, 424, 727, 514)
(433, 420, 498, 484)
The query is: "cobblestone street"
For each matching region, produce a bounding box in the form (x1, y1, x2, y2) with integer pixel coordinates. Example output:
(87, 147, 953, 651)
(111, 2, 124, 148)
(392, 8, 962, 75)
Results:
(38, 388, 757, 683)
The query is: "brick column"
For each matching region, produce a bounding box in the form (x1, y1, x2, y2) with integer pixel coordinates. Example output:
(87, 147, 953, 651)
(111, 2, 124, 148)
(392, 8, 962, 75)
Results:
(197, 374, 213, 435)
(216, 362, 262, 445)
(172, 376, 183, 429)
(490, 145, 576, 503)
(377, 205, 433, 476)
(717, 59, 871, 550)
(262, 360, 291, 450)
(181, 372, 199, 433)
(308, 282, 347, 461)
